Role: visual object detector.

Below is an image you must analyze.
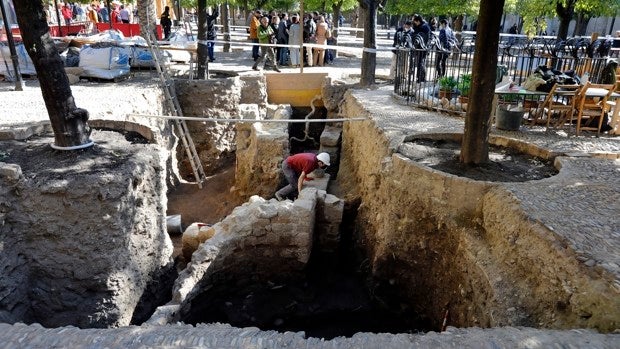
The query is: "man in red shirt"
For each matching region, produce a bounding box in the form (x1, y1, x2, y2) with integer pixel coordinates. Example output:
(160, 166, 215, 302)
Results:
(275, 152, 330, 201)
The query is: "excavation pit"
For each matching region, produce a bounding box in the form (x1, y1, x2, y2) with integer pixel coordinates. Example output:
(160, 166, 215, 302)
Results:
(182, 249, 431, 339)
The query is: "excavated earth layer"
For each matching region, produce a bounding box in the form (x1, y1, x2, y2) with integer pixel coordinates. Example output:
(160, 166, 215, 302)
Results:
(0, 130, 175, 328)
(338, 87, 620, 333)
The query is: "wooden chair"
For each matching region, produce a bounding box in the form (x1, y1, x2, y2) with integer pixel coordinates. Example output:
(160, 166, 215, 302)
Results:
(574, 82, 615, 136)
(530, 83, 581, 129)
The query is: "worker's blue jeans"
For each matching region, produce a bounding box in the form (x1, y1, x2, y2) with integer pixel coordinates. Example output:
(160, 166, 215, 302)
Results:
(275, 160, 298, 199)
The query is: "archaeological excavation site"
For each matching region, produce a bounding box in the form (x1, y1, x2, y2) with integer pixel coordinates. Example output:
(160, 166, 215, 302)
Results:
(0, 70, 619, 347)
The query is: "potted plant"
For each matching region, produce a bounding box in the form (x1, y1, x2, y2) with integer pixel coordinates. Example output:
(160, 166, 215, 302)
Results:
(437, 76, 458, 99)
(458, 74, 472, 103)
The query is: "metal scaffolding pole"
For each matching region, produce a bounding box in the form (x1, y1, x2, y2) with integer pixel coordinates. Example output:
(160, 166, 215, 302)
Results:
(0, 0, 23, 91)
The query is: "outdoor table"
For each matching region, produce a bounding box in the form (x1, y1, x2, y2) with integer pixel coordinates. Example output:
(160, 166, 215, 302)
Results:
(494, 86, 620, 135)
(584, 88, 620, 135)
(492, 87, 547, 119)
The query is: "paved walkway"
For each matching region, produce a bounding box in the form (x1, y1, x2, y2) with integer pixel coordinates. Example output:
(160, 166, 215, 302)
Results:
(1, 322, 618, 349)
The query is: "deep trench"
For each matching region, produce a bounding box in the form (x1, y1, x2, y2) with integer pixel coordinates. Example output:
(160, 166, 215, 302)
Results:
(288, 106, 327, 154)
(181, 201, 432, 339)
(170, 107, 432, 338)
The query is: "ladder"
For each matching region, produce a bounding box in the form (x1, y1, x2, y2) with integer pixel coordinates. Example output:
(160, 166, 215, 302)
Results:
(143, 26, 207, 188)
(183, 15, 195, 41)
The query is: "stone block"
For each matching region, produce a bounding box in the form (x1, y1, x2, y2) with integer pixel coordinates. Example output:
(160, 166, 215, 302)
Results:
(272, 104, 292, 120)
(314, 192, 344, 253)
(182, 223, 216, 262)
(0, 163, 22, 183)
(304, 173, 330, 192)
(320, 125, 342, 147)
(238, 104, 260, 120)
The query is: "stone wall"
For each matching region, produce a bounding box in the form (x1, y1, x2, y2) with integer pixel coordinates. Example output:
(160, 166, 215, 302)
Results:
(234, 105, 290, 200)
(148, 186, 344, 325)
(175, 76, 243, 176)
(0, 131, 174, 328)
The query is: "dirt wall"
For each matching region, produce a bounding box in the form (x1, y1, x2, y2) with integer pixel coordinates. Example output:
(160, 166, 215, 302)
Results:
(0, 131, 174, 328)
(338, 90, 619, 332)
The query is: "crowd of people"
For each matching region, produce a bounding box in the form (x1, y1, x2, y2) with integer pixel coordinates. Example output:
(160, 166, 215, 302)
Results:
(390, 14, 457, 82)
(248, 10, 336, 71)
(45, 1, 138, 28)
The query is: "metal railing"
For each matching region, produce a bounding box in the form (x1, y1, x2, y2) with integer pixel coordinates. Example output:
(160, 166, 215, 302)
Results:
(394, 34, 617, 115)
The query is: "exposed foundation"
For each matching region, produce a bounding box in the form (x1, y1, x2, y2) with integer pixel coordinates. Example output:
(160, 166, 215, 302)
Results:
(0, 130, 174, 328)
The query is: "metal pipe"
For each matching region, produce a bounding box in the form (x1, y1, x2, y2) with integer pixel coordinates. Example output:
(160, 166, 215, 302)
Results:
(0, 0, 23, 90)
(128, 114, 368, 123)
(53, 0, 62, 36)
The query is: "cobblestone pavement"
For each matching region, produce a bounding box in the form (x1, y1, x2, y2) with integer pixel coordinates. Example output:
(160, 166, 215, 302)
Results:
(1, 323, 619, 349)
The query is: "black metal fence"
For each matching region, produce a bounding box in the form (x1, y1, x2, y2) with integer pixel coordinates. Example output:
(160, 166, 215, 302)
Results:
(393, 34, 616, 115)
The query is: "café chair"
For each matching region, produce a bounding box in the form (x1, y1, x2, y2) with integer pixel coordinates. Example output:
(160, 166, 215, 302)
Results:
(530, 83, 581, 130)
(574, 82, 615, 136)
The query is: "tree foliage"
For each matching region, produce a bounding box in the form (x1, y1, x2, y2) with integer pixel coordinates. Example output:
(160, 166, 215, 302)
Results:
(515, 0, 620, 37)
(384, 0, 480, 17)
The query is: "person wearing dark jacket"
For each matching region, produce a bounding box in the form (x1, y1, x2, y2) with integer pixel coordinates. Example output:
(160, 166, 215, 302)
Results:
(389, 20, 414, 80)
(436, 19, 456, 78)
(160, 6, 172, 40)
(412, 14, 431, 82)
(206, 7, 219, 62)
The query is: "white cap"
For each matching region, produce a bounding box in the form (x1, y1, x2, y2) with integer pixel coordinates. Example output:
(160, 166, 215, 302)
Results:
(316, 152, 330, 166)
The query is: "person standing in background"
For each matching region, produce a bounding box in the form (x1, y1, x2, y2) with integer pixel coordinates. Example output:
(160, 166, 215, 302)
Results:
(249, 10, 261, 61)
(277, 13, 289, 66)
(206, 7, 219, 62)
(436, 19, 455, 78)
(288, 15, 301, 67)
(119, 5, 130, 23)
(61, 4, 73, 25)
(160, 6, 172, 40)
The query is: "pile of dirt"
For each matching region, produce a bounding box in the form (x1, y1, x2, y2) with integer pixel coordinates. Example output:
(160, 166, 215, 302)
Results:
(399, 138, 558, 182)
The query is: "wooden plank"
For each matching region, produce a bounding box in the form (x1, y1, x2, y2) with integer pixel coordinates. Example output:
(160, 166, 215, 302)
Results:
(268, 89, 324, 107)
(266, 73, 327, 106)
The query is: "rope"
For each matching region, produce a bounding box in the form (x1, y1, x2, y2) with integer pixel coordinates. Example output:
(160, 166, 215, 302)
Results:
(129, 114, 369, 123)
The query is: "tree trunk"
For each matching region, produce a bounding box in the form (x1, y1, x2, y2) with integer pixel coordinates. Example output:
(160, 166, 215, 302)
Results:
(137, 0, 158, 39)
(332, 3, 342, 39)
(13, 1, 91, 148)
(556, 0, 576, 40)
(332, 3, 342, 57)
(222, 2, 231, 53)
(360, 0, 377, 86)
(356, 7, 365, 39)
(359, 0, 377, 86)
(573, 13, 591, 37)
(196, 0, 209, 79)
(460, 0, 505, 165)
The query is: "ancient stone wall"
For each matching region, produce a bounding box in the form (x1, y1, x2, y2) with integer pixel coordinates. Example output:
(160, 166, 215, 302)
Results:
(175, 76, 243, 176)
(338, 90, 620, 332)
(148, 190, 317, 324)
(0, 131, 174, 328)
(235, 105, 290, 200)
